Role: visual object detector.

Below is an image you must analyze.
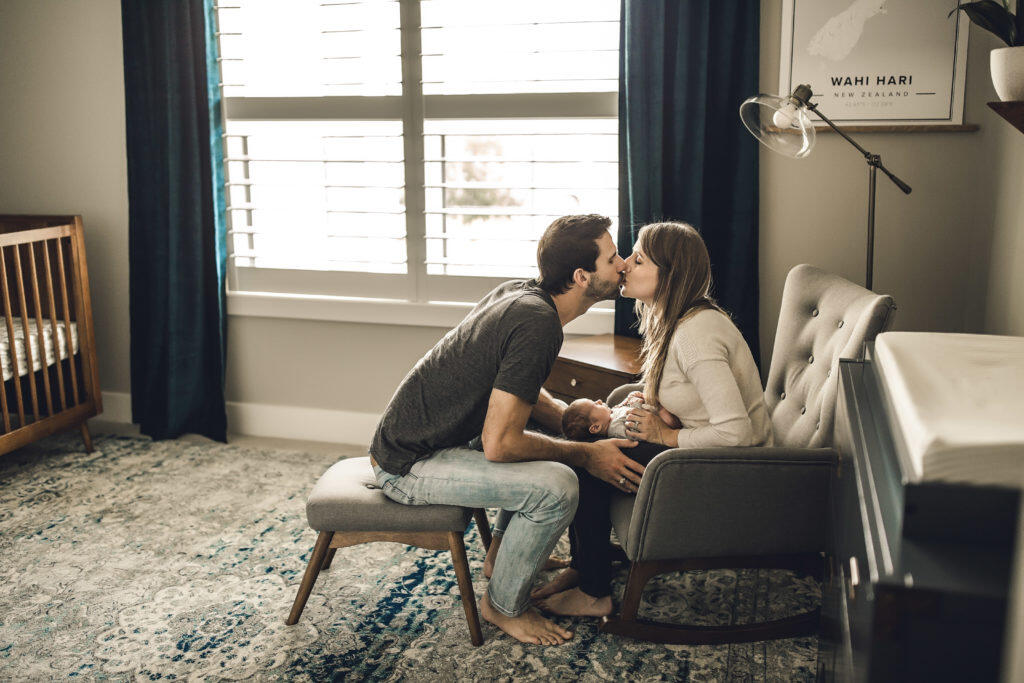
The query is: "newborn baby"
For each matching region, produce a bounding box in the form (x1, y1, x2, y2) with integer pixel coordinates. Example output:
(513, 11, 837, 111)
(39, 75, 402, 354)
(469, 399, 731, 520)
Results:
(561, 390, 680, 441)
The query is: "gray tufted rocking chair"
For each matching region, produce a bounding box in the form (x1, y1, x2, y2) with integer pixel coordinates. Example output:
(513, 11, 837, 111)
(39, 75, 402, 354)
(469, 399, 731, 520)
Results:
(598, 264, 896, 644)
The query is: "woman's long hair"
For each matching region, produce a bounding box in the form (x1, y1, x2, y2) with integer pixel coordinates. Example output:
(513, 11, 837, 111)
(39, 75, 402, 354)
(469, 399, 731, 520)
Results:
(633, 222, 724, 407)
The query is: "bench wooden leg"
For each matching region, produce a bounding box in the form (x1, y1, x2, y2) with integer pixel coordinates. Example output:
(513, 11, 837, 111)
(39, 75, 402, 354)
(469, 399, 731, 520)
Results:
(321, 547, 337, 570)
(449, 530, 484, 646)
(286, 531, 334, 626)
(79, 421, 93, 453)
(472, 508, 492, 551)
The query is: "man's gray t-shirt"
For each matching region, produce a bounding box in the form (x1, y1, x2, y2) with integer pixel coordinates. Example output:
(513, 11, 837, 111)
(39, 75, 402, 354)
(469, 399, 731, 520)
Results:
(370, 279, 563, 475)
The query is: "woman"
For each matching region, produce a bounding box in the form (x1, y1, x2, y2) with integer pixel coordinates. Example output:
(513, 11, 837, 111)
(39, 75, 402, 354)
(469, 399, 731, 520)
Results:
(535, 221, 773, 617)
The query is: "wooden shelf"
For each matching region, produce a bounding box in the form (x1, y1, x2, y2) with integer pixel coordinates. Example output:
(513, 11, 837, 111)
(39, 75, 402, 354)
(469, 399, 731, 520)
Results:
(988, 101, 1024, 134)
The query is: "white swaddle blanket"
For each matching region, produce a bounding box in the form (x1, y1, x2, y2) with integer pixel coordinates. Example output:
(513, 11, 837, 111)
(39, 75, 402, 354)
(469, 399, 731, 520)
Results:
(0, 318, 79, 382)
(873, 332, 1024, 489)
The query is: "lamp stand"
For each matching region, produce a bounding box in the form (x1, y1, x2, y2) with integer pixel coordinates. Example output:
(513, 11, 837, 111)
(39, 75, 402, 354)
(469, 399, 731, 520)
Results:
(796, 97, 912, 291)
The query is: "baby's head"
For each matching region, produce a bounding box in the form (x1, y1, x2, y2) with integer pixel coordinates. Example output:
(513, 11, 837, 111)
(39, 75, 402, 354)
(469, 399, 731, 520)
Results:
(562, 398, 613, 441)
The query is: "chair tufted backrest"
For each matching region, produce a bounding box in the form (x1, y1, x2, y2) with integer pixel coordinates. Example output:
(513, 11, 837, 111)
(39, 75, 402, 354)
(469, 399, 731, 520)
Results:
(764, 264, 895, 449)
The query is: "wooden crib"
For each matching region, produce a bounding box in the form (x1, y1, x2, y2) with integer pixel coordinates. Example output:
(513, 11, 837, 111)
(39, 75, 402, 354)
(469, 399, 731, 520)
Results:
(0, 215, 100, 455)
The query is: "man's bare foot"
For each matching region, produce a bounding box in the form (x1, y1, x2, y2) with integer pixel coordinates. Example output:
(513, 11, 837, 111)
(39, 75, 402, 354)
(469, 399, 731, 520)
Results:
(536, 587, 613, 617)
(530, 567, 580, 599)
(483, 535, 571, 579)
(480, 593, 574, 645)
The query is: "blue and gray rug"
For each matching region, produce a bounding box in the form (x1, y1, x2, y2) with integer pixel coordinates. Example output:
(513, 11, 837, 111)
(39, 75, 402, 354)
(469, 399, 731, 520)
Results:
(0, 433, 819, 680)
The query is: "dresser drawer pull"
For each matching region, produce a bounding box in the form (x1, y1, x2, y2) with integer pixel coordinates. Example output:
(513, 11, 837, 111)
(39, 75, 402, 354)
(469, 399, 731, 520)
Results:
(848, 556, 860, 600)
(570, 378, 577, 387)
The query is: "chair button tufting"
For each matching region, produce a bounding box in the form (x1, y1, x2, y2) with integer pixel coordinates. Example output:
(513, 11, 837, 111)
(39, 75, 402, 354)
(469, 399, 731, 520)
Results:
(780, 391, 786, 399)
(801, 406, 807, 415)
(808, 354, 814, 364)
(827, 368, 832, 378)
(816, 422, 821, 430)
(838, 320, 845, 328)
(812, 308, 819, 317)
(364, 483, 379, 490)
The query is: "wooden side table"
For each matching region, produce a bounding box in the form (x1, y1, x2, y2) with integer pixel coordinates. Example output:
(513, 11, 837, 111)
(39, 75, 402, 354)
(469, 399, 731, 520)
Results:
(544, 334, 643, 403)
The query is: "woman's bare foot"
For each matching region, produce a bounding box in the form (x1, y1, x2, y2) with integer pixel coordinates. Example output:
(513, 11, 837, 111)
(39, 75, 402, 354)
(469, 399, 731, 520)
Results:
(483, 535, 571, 579)
(536, 587, 613, 617)
(530, 567, 580, 599)
(542, 556, 571, 571)
(480, 593, 574, 645)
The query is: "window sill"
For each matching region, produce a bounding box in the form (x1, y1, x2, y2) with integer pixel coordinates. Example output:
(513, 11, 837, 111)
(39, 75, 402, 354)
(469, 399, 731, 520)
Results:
(226, 290, 615, 335)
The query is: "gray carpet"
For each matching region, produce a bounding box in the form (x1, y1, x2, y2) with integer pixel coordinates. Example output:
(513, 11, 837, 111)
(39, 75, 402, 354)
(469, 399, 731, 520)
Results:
(0, 432, 819, 680)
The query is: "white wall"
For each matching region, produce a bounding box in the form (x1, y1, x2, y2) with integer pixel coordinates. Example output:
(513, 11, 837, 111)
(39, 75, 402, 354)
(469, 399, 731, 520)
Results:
(0, 0, 130, 397)
(757, 1, 1006, 361)
(1, 0, 1019, 438)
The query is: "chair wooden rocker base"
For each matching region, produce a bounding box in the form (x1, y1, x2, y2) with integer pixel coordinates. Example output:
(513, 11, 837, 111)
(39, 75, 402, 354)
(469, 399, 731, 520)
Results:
(599, 553, 823, 645)
(287, 508, 492, 647)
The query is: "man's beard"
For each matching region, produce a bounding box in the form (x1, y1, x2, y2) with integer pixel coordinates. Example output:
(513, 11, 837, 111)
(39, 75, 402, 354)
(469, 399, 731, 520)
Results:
(585, 273, 621, 301)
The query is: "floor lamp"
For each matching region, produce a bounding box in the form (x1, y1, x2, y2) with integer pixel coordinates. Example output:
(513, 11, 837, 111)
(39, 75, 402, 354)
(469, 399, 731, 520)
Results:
(739, 84, 912, 291)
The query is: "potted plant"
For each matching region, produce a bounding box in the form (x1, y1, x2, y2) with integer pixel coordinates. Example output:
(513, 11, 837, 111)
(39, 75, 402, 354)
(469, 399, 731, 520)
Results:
(951, 1, 1024, 100)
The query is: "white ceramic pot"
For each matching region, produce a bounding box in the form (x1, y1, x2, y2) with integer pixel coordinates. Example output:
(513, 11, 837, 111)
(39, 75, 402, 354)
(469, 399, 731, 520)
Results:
(991, 46, 1024, 101)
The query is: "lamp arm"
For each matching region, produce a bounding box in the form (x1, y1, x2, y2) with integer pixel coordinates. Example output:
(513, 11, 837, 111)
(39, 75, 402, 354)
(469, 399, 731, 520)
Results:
(806, 103, 912, 195)
(805, 102, 870, 155)
(874, 159, 912, 195)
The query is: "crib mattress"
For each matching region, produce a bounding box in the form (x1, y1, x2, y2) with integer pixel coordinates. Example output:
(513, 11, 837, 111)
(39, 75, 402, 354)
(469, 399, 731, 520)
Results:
(0, 318, 79, 382)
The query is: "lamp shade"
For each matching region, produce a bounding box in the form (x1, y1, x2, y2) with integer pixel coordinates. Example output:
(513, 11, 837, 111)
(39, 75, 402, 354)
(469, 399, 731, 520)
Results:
(739, 93, 816, 159)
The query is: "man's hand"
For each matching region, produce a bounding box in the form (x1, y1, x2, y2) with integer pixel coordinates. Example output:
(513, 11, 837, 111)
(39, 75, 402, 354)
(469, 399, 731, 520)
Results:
(584, 438, 645, 493)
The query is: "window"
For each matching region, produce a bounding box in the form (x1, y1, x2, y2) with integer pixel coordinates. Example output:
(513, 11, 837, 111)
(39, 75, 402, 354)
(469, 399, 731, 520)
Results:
(214, 0, 620, 323)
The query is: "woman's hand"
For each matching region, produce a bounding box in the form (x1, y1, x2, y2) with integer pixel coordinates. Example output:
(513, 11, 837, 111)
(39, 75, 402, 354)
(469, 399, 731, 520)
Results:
(625, 407, 677, 446)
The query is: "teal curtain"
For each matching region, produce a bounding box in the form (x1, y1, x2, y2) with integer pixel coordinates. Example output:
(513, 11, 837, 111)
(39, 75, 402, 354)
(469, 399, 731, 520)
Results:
(122, 0, 228, 440)
(616, 0, 761, 363)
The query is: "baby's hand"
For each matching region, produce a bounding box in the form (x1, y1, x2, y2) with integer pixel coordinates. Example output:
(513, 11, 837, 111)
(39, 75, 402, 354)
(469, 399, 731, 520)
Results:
(618, 391, 645, 409)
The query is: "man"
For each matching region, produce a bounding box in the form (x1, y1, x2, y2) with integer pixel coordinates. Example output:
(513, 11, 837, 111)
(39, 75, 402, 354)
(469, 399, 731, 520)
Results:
(369, 214, 646, 646)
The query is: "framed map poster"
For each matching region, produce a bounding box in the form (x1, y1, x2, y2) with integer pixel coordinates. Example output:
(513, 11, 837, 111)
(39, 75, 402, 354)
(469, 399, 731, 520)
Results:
(779, 0, 971, 127)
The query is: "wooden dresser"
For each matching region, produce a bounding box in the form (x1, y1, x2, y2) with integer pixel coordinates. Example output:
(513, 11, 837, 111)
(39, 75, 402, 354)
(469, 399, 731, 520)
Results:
(544, 334, 643, 403)
(819, 348, 1020, 682)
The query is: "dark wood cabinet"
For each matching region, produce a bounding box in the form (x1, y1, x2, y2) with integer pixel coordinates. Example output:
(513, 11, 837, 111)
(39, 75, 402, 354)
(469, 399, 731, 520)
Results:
(544, 334, 642, 403)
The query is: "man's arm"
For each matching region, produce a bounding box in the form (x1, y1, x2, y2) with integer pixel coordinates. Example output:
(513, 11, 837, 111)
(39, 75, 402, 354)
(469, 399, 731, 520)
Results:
(481, 388, 645, 493)
(529, 387, 567, 434)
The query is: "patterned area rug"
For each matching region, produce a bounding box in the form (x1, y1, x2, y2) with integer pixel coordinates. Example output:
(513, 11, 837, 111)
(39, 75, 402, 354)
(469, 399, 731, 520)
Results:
(0, 433, 819, 681)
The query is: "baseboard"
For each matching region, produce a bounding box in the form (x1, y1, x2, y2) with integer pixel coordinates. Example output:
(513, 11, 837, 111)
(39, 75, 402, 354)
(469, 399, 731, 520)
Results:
(225, 401, 380, 446)
(97, 391, 380, 446)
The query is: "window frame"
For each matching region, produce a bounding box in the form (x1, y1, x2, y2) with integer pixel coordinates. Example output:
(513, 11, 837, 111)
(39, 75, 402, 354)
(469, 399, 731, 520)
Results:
(216, 0, 620, 329)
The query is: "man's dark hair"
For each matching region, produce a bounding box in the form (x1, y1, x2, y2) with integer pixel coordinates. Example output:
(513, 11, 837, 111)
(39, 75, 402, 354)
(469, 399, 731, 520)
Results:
(536, 214, 613, 295)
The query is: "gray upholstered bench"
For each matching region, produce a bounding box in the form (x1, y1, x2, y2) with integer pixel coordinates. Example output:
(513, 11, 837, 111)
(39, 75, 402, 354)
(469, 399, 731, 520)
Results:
(285, 456, 492, 646)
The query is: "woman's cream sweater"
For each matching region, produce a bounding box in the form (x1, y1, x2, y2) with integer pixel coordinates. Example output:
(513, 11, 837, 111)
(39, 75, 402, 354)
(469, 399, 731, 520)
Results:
(656, 309, 773, 448)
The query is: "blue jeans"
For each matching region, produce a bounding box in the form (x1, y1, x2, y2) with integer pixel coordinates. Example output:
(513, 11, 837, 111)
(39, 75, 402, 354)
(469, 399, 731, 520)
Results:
(374, 446, 578, 617)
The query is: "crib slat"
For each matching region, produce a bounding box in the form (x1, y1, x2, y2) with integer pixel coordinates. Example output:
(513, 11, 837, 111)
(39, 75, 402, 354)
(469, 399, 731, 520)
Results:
(13, 245, 41, 423)
(28, 243, 55, 417)
(0, 338, 8, 433)
(55, 238, 79, 406)
(42, 240, 67, 412)
(0, 247, 27, 428)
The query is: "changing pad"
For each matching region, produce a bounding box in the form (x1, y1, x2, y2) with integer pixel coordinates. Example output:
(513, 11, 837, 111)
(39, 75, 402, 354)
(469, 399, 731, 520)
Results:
(0, 318, 79, 383)
(873, 332, 1024, 489)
